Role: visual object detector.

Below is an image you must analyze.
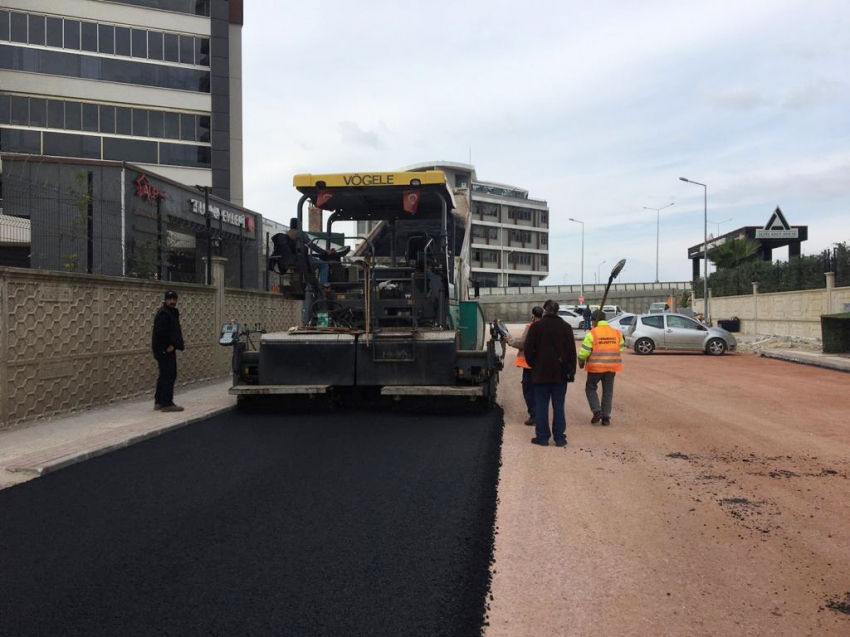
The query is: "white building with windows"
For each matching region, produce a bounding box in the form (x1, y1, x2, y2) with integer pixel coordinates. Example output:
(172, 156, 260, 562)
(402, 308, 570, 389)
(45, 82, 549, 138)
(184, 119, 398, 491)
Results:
(370, 161, 549, 288)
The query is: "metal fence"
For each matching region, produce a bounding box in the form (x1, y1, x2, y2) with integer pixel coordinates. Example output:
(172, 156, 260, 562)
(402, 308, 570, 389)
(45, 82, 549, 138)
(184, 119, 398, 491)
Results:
(0, 167, 258, 287)
(477, 281, 693, 297)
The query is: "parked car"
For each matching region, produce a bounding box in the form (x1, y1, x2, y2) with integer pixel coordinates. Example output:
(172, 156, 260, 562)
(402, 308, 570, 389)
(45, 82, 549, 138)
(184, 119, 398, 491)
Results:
(606, 313, 636, 334)
(625, 313, 737, 355)
(602, 304, 624, 317)
(557, 309, 588, 330)
(648, 302, 670, 313)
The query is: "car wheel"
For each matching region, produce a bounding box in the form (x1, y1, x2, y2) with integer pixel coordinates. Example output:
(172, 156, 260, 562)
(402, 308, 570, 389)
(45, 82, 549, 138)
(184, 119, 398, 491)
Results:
(707, 338, 727, 356)
(578, 321, 586, 330)
(634, 338, 655, 355)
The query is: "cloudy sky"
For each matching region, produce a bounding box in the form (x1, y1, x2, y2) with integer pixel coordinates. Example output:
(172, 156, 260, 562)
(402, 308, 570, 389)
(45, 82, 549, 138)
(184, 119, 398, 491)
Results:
(241, 0, 850, 285)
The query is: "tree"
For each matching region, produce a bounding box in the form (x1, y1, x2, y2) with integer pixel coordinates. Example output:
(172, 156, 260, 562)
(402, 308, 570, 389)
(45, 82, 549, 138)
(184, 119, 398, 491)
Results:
(708, 238, 761, 270)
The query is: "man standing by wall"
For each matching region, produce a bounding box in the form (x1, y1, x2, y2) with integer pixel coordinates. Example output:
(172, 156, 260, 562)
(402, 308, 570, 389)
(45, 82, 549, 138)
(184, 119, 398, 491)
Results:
(152, 290, 185, 412)
(506, 306, 544, 426)
(524, 300, 577, 447)
(578, 310, 624, 426)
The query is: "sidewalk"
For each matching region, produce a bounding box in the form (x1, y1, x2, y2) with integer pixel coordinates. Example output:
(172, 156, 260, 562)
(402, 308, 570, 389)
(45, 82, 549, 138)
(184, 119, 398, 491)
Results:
(759, 349, 850, 372)
(0, 380, 235, 491)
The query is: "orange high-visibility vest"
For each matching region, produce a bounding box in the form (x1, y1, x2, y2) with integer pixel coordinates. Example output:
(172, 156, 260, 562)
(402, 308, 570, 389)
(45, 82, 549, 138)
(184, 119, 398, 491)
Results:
(515, 322, 532, 369)
(586, 324, 623, 373)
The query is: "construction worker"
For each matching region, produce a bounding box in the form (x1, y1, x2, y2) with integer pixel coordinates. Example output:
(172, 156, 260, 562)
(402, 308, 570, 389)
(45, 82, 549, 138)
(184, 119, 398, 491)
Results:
(578, 309, 624, 426)
(506, 306, 544, 426)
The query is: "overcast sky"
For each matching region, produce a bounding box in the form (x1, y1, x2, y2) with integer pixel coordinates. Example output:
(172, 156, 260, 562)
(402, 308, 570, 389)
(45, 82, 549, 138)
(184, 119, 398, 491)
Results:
(241, 0, 850, 285)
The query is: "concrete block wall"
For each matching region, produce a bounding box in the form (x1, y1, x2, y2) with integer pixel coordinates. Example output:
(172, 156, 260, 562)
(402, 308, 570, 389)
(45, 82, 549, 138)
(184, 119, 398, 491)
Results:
(0, 265, 297, 429)
(694, 276, 850, 338)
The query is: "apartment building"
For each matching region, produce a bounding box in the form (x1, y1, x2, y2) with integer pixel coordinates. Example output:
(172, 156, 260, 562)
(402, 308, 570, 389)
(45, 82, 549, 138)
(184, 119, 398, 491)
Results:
(379, 161, 549, 288)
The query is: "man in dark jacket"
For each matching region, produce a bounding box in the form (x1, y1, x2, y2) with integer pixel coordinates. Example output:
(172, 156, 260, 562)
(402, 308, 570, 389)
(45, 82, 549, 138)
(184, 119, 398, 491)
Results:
(524, 299, 577, 447)
(151, 290, 185, 412)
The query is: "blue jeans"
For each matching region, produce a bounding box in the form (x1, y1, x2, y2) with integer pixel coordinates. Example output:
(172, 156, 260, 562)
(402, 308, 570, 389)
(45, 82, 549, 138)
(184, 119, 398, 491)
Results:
(534, 382, 568, 444)
(311, 257, 329, 284)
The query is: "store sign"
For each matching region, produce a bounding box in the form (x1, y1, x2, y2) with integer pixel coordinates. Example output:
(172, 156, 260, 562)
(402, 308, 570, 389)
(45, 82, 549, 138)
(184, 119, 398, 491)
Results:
(189, 198, 253, 231)
(755, 207, 798, 239)
(134, 174, 167, 202)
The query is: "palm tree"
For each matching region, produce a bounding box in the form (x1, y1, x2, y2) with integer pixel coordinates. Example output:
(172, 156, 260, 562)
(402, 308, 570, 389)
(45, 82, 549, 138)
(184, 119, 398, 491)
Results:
(708, 238, 761, 270)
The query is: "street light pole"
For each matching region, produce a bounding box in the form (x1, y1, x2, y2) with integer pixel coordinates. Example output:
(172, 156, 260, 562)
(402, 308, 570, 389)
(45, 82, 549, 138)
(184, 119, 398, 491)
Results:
(597, 260, 607, 288)
(643, 203, 674, 283)
(568, 218, 584, 301)
(503, 249, 515, 289)
(707, 218, 732, 237)
(679, 177, 710, 324)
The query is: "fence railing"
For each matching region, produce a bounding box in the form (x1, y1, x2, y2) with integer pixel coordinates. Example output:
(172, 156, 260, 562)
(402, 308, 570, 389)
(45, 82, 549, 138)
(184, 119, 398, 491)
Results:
(477, 281, 693, 296)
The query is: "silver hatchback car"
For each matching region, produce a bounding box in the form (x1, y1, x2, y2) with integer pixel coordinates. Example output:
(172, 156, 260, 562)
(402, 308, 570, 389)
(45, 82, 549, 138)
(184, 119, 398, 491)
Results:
(625, 313, 737, 355)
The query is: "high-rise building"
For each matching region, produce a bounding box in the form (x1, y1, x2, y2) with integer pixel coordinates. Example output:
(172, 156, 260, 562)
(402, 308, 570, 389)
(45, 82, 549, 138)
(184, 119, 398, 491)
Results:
(0, 0, 243, 204)
(357, 161, 550, 288)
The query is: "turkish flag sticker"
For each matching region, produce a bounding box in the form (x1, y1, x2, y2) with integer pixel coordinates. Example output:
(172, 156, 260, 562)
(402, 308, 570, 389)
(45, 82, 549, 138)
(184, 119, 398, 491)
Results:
(316, 190, 334, 208)
(403, 189, 421, 214)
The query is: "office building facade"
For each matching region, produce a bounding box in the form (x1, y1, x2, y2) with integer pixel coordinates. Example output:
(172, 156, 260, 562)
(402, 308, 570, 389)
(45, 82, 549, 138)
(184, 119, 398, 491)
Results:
(0, 0, 243, 203)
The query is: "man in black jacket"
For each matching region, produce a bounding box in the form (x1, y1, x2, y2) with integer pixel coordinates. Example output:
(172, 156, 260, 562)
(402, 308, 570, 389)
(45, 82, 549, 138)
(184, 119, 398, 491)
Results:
(524, 299, 577, 447)
(151, 290, 185, 412)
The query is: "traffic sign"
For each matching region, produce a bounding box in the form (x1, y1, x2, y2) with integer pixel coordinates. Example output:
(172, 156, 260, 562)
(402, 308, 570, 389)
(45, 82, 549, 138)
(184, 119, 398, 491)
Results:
(578, 295, 584, 303)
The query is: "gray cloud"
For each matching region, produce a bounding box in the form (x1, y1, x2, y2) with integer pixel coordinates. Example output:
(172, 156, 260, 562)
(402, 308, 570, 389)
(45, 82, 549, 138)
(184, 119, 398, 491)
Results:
(337, 121, 384, 149)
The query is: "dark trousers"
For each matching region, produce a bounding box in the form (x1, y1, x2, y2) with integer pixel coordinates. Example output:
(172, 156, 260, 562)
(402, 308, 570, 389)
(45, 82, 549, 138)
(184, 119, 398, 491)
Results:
(155, 351, 177, 406)
(585, 371, 616, 417)
(521, 368, 535, 416)
(534, 382, 568, 444)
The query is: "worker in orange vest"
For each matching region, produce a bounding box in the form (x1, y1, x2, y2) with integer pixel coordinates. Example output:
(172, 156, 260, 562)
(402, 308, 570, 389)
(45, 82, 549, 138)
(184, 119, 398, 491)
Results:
(506, 306, 544, 425)
(578, 309, 624, 426)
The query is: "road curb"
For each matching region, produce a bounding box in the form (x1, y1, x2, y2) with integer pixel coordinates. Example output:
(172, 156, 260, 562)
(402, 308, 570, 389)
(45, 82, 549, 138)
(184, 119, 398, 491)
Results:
(8, 405, 237, 477)
(759, 350, 850, 373)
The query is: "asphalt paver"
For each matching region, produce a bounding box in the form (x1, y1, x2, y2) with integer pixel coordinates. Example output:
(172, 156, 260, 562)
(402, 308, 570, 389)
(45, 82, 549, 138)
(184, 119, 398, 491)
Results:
(0, 406, 504, 637)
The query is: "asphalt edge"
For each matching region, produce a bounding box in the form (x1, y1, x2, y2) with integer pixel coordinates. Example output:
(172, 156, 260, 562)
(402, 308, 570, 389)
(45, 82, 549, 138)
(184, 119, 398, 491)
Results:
(27, 405, 237, 476)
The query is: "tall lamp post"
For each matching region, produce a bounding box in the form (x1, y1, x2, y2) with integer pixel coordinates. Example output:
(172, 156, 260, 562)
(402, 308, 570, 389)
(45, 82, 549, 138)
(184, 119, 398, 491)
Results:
(643, 202, 674, 283)
(596, 260, 607, 287)
(502, 249, 515, 289)
(568, 217, 584, 301)
(679, 177, 709, 324)
(708, 217, 732, 237)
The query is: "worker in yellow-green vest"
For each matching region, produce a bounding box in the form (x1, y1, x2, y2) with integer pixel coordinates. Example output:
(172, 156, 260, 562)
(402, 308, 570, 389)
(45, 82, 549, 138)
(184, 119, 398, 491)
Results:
(506, 306, 544, 426)
(578, 309, 624, 427)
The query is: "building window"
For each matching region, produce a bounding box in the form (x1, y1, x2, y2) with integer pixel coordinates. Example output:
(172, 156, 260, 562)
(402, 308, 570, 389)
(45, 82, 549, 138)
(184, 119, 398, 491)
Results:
(508, 207, 532, 221)
(516, 253, 532, 265)
(10, 12, 26, 44)
(63, 20, 80, 49)
(475, 202, 498, 217)
(455, 173, 469, 188)
(541, 255, 549, 267)
(43, 131, 100, 159)
(28, 98, 46, 127)
(28, 14, 46, 46)
(510, 230, 532, 243)
(483, 250, 498, 263)
(472, 225, 484, 239)
(540, 233, 548, 245)
(0, 11, 9, 43)
(540, 211, 548, 224)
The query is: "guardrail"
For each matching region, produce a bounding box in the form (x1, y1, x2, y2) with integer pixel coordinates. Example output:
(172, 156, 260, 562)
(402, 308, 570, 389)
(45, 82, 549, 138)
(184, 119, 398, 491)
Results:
(478, 282, 693, 296)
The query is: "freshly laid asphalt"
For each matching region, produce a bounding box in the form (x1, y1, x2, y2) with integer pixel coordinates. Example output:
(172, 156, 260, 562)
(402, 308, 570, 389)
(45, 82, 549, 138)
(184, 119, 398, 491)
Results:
(0, 406, 504, 637)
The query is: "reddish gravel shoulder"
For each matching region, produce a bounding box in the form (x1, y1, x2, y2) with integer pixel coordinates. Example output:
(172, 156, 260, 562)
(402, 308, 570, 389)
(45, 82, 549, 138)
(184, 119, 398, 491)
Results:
(488, 332, 850, 637)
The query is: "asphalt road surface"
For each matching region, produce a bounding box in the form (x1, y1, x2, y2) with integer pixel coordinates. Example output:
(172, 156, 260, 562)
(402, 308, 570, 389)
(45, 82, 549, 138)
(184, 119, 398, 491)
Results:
(0, 406, 503, 637)
(488, 329, 850, 636)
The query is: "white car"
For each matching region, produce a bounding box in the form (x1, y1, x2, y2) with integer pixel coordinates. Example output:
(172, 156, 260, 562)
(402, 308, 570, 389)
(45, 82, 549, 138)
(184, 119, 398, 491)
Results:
(606, 313, 636, 334)
(557, 309, 588, 330)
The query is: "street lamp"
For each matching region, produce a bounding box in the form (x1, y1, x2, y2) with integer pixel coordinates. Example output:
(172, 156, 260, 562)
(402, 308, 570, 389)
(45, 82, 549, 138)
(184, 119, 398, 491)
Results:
(643, 202, 674, 283)
(679, 177, 710, 324)
(502, 249, 515, 289)
(568, 218, 584, 301)
(707, 218, 732, 237)
(597, 260, 607, 287)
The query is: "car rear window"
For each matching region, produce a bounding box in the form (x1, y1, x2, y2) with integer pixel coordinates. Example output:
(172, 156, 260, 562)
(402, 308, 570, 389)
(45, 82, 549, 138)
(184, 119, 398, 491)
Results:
(620, 316, 635, 325)
(641, 315, 664, 329)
